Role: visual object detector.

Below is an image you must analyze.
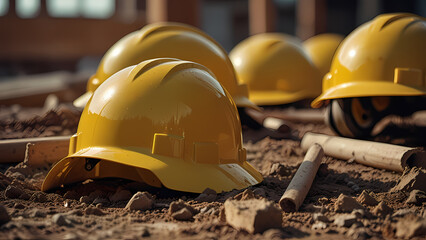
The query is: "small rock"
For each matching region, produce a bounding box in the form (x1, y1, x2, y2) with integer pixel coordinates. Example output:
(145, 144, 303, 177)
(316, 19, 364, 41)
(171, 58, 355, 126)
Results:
(391, 167, 426, 192)
(395, 214, 426, 238)
(84, 207, 105, 216)
(13, 203, 25, 209)
(334, 194, 363, 212)
(169, 199, 197, 215)
(405, 190, 426, 205)
(253, 188, 266, 198)
(30, 209, 47, 218)
(52, 213, 72, 227)
(392, 209, 415, 218)
(5, 185, 24, 199)
(224, 198, 282, 234)
(63, 190, 79, 200)
(334, 214, 357, 228)
(357, 190, 378, 206)
(125, 192, 154, 211)
(30, 192, 48, 203)
(171, 207, 193, 221)
(372, 201, 392, 217)
(233, 189, 255, 200)
(109, 189, 132, 203)
(313, 213, 329, 223)
(80, 196, 92, 204)
(0, 204, 11, 225)
(312, 221, 327, 230)
(195, 188, 217, 202)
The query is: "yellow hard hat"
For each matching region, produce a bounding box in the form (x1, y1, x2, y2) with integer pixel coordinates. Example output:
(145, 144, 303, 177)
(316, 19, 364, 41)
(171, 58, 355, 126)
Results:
(312, 13, 426, 108)
(303, 33, 344, 77)
(74, 22, 259, 111)
(229, 33, 322, 106)
(43, 58, 263, 193)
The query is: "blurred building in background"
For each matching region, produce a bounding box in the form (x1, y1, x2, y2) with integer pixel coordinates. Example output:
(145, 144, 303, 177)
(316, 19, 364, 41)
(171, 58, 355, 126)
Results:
(0, 0, 425, 78)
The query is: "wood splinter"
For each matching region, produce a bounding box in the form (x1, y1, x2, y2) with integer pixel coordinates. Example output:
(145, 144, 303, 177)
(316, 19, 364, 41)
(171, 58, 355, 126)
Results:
(279, 143, 324, 212)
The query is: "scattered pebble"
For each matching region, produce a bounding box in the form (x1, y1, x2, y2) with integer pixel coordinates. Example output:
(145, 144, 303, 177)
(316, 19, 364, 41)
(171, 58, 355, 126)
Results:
(84, 207, 105, 216)
(333, 214, 358, 228)
(5, 185, 24, 199)
(109, 189, 132, 203)
(357, 190, 378, 206)
(391, 167, 426, 192)
(194, 188, 217, 202)
(171, 207, 193, 221)
(0, 204, 11, 225)
(372, 202, 393, 217)
(395, 214, 426, 238)
(169, 199, 197, 216)
(224, 198, 282, 234)
(52, 213, 72, 227)
(405, 190, 426, 205)
(125, 192, 154, 211)
(334, 194, 363, 212)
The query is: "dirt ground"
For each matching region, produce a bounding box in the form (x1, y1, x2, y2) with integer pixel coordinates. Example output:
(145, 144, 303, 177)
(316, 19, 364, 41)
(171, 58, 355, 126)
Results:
(0, 103, 425, 240)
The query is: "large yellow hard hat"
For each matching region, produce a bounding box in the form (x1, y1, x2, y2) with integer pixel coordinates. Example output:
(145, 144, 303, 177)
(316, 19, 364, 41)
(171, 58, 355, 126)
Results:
(74, 22, 259, 111)
(43, 58, 263, 193)
(229, 33, 322, 106)
(312, 13, 426, 108)
(303, 33, 344, 77)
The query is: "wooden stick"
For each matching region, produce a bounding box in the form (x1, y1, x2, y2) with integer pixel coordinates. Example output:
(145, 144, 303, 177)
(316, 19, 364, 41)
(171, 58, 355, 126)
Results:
(267, 109, 325, 123)
(279, 144, 324, 212)
(0, 136, 71, 163)
(245, 108, 292, 132)
(301, 132, 425, 172)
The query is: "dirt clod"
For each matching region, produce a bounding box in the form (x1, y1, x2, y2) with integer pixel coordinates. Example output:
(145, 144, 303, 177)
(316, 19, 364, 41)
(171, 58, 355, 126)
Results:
(357, 190, 379, 206)
(5, 185, 24, 199)
(372, 201, 393, 217)
(194, 188, 217, 202)
(125, 192, 154, 211)
(224, 198, 282, 234)
(395, 214, 426, 238)
(391, 167, 426, 192)
(405, 190, 426, 205)
(171, 207, 193, 221)
(109, 189, 132, 203)
(52, 213, 72, 227)
(334, 194, 364, 212)
(169, 199, 196, 215)
(84, 207, 105, 216)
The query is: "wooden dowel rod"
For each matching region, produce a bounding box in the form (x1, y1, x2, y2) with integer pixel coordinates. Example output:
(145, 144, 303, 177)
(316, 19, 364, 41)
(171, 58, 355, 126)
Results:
(280, 144, 324, 212)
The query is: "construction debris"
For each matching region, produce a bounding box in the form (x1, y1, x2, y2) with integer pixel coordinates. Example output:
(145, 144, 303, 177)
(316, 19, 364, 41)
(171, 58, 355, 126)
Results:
(125, 192, 154, 211)
(280, 144, 324, 212)
(357, 190, 379, 206)
(301, 132, 425, 172)
(224, 198, 282, 234)
(391, 167, 426, 192)
(372, 202, 393, 217)
(334, 194, 364, 212)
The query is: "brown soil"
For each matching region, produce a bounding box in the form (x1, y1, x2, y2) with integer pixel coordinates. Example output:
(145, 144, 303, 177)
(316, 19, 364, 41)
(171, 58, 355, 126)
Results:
(0, 105, 425, 240)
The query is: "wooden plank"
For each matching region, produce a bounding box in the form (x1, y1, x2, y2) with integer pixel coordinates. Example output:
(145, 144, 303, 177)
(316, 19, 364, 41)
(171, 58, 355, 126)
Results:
(249, 0, 276, 35)
(0, 71, 88, 107)
(296, 0, 327, 40)
(0, 136, 71, 163)
(146, 0, 200, 27)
